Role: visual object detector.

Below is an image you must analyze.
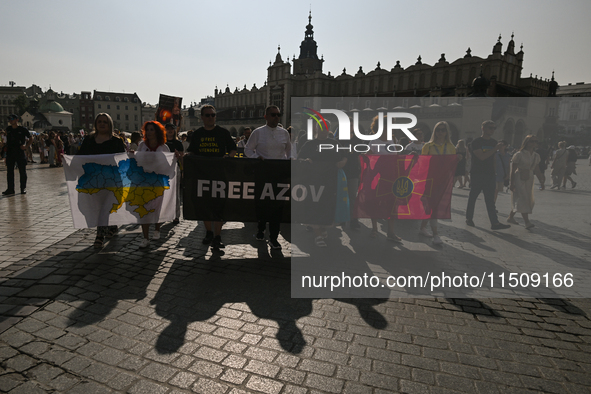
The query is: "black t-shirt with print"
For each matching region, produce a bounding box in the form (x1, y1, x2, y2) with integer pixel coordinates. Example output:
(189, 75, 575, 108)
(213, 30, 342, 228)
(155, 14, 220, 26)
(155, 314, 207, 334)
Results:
(469, 137, 497, 177)
(187, 126, 237, 157)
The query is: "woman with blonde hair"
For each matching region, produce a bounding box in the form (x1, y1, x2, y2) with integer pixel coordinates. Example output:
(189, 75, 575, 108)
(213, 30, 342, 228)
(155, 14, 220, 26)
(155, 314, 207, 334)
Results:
(78, 113, 127, 249)
(419, 121, 457, 245)
(507, 135, 542, 229)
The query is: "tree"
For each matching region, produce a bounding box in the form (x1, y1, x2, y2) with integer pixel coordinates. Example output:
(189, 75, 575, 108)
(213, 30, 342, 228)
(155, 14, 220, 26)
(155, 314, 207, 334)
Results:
(13, 95, 29, 116)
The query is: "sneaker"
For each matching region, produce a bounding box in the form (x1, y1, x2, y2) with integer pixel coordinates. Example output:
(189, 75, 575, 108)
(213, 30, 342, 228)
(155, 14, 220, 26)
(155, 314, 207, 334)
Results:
(212, 235, 225, 249)
(465, 219, 475, 227)
(202, 231, 214, 244)
(139, 238, 150, 248)
(572, 182, 577, 189)
(491, 222, 511, 230)
(432, 235, 443, 245)
(550, 185, 558, 189)
(419, 227, 433, 237)
(20, 188, 26, 195)
(2, 190, 15, 196)
(255, 232, 265, 241)
(152, 230, 161, 240)
(269, 239, 282, 250)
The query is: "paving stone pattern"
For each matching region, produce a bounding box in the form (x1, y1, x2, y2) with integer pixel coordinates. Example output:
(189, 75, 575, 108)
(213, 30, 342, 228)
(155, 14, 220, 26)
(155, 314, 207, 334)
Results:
(0, 162, 590, 393)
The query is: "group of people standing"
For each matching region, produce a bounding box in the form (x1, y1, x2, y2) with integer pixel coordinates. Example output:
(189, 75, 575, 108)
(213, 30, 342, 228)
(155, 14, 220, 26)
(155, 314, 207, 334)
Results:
(2, 108, 585, 251)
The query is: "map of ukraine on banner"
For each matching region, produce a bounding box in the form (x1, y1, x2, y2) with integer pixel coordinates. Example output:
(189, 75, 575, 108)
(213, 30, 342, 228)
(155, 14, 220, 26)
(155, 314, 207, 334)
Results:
(355, 154, 458, 220)
(63, 152, 178, 228)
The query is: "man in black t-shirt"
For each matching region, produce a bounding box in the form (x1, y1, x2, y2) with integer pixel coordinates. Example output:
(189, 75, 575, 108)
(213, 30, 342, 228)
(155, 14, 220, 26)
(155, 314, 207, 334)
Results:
(186, 105, 237, 250)
(3, 114, 32, 195)
(465, 120, 510, 230)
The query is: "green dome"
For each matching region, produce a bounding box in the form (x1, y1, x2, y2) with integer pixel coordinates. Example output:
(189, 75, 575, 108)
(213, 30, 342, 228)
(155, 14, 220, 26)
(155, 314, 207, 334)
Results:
(39, 101, 65, 113)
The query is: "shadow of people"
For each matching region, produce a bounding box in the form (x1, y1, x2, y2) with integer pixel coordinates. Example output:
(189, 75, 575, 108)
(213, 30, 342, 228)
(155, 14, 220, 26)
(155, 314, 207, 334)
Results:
(150, 257, 312, 355)
(67, 233, 167, 327)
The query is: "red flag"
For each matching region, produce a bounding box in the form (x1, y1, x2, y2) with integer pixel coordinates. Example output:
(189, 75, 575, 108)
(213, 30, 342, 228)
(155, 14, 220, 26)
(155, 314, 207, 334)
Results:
(354, 154, 458, 220)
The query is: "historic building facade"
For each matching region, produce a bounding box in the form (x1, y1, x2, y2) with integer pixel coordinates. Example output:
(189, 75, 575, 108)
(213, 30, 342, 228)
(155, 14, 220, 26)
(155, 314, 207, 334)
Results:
(93, 91, 142, 132)
(213, 13, 557, 143)
(0, 85, 26, 130)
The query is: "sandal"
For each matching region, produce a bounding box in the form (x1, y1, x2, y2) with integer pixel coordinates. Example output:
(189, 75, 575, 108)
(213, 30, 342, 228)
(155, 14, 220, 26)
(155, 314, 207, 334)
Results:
(93, 236, 105, 249)
(370, 229, 378, 238)
(315, 236, 327, 247)
(387, 234, 403, 243)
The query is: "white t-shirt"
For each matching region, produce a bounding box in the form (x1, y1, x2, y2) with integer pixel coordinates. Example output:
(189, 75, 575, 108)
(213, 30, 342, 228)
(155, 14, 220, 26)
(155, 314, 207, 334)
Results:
(137, 141, 170, 152)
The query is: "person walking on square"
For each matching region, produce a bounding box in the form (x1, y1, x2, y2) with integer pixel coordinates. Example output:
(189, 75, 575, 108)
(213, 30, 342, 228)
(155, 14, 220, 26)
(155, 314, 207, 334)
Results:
(562, 145, 578, 189)
(3, 114, 32, 196)
(465, 120, 510, 230)
(507, 135, 541, 229)
(245, 105, 291, 250)
(78, 113, 127, 249)
(550, 141, 567, 189)
(186, 105, 237, 251)
(494, 140, 511, 203)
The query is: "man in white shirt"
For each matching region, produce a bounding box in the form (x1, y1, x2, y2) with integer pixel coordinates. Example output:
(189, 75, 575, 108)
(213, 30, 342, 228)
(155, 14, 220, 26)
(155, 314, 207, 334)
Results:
(245, 105, 291, 249)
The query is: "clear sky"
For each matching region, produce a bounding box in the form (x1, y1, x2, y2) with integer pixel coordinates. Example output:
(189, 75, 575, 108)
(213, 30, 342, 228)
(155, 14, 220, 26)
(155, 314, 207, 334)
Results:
(2, 0, 590, 106)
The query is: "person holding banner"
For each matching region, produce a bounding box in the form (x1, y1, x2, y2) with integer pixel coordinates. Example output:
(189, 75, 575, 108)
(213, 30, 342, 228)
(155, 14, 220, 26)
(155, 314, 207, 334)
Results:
(368, 114, 402, 243)
(137, 121, 170, 248)
(78, 113, 127, 249)
(186, 105, 236, 250)
(419, 121, 457, 245)
(245, 105, 291, 250)
(165, 123, 184, 225)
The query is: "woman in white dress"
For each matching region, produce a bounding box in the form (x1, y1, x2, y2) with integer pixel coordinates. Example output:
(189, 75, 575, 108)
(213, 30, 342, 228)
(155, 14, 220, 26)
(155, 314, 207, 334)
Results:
(137, 121, 170, 247)
(507, 135, 542, 229)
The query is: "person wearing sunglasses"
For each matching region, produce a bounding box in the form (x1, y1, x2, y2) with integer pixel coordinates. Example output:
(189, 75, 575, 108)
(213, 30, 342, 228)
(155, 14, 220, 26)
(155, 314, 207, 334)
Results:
(245, 105, 292, 250)
(419, 121, 457, 245)
(186, 105, 237, 251)
(506, 135, 542, 229)
(465, 120, 510, 230)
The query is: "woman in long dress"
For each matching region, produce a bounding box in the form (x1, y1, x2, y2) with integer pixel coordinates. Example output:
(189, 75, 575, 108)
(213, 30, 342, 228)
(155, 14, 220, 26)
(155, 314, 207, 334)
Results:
(507, 135, 542, 229)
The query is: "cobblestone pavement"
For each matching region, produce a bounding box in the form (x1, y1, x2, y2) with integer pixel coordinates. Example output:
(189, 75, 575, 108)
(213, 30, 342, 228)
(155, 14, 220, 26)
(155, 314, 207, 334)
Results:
(0, 161, 590, 393)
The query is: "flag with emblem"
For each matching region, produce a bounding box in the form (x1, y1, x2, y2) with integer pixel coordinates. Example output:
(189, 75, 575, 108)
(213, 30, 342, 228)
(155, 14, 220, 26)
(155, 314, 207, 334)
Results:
(354, 154, 458, 220)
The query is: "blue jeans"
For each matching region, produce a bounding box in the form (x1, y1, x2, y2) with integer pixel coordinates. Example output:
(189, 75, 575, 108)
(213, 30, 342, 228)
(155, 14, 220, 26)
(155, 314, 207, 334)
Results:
(466, 175, 499, 225)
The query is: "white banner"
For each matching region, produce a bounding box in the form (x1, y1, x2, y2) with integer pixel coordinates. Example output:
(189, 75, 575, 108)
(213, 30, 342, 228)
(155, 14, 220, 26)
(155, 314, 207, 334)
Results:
(63, 153, 178, 228)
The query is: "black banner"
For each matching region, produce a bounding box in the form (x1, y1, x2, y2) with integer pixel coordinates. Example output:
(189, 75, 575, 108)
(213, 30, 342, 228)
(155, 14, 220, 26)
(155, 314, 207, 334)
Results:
(182, 157, 337, 224)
